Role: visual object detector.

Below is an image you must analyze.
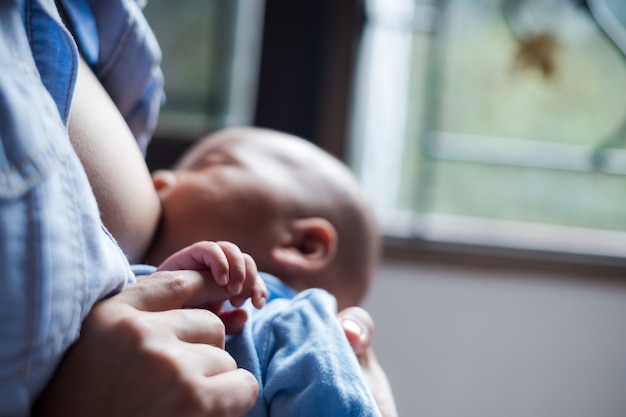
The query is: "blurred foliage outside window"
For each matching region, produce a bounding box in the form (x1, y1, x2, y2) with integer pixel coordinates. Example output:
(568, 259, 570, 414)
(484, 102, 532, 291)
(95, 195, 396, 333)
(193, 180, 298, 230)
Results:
(350, 0, 626, 257)
(143, 0, 264, 139)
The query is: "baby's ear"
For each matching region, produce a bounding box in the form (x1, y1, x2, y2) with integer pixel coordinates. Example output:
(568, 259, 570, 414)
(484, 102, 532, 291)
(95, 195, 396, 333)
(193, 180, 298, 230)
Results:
(151, 170, 177, 192)
(271, 218, 338, 272)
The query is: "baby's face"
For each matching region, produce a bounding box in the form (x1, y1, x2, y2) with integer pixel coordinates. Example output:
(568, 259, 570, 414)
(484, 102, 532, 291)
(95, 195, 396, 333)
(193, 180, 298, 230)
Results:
(151, 131, 305, 266)
(149, 128, 377, 308)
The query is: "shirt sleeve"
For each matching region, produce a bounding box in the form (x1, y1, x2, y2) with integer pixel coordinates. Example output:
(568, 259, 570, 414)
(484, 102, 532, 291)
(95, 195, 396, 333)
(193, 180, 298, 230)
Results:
(0, 3, 134, 414)
(258, 290, 382, 417)
(86, 0, 165, 154)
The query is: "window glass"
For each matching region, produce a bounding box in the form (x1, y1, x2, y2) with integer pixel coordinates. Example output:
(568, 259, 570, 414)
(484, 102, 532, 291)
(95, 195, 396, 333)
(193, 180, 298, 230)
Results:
(144, 0, 264, 138)
(350, 0, 626, 255)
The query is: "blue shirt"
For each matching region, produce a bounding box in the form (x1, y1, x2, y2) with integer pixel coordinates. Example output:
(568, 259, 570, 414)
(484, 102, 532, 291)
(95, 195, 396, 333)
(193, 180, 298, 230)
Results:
(0, 0, 163, 414)
(227, 274, 382, 417)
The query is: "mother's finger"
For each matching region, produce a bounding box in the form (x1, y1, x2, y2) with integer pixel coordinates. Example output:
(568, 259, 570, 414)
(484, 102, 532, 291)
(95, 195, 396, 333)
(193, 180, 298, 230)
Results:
(200, 368, 259, 416)
(141, 368, 258, 417)
(115, 269, 232, 312)
(154, 308, 227, 346)
(161, 340, 240, 377)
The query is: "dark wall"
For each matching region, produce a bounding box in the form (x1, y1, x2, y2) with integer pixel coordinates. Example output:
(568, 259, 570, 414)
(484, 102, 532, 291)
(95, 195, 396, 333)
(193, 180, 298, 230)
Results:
(254, 0, 364, 160)
(147, 0, 364, 171)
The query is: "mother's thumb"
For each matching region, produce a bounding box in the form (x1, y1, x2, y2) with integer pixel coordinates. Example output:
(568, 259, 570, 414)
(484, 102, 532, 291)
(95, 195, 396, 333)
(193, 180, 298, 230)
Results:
(116, 270, 230, 311)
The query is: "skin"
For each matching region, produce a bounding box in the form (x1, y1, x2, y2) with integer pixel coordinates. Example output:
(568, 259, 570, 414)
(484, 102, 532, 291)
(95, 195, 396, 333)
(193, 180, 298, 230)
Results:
(34, 269, 260, 417)
(42, 53, 397, 415)
(35, 57, 260, 416)
(143, 128, 397, 416)
(156, 240, 268, 309)
(338, 307, 398, 417)
(145, 127, 380, 310)
(68, 56, 160, 264)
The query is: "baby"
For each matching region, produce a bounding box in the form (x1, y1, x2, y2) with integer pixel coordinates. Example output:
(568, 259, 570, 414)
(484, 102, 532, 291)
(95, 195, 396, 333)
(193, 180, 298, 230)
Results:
(140, 127, 385, 416)
(144, 126, 380, 310)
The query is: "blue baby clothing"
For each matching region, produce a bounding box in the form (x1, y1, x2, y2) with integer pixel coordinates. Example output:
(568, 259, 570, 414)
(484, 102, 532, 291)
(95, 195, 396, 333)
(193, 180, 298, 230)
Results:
(227, 273, 381, 417)
(0, 0, 162, 414)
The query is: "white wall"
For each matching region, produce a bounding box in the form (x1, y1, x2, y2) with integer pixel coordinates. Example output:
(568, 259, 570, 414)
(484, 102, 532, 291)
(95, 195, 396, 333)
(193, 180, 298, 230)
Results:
(363, 257, 626, 417)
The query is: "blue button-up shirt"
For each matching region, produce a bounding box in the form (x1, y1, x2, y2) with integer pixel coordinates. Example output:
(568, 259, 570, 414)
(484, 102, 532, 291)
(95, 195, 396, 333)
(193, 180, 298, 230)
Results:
(0, 0, 163, 414)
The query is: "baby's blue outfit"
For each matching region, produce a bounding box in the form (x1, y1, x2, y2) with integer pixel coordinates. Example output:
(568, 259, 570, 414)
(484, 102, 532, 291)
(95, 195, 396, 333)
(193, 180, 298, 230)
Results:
(0, 0, 163, 414)
(227, 273, 381, 417)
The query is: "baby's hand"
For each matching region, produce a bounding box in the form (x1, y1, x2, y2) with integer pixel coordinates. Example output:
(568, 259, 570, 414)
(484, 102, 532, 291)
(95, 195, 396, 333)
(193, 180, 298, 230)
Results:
(156, 241, 267, 309)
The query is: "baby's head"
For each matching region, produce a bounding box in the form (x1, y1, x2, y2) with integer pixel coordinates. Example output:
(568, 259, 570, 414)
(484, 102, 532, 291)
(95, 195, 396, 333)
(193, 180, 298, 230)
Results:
(146, 127, 380, 309)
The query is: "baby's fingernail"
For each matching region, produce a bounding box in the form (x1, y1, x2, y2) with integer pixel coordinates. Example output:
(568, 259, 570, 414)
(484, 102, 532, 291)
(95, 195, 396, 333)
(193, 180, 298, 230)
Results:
(256, 295, 267, 309)
(218, 273, 229, 286)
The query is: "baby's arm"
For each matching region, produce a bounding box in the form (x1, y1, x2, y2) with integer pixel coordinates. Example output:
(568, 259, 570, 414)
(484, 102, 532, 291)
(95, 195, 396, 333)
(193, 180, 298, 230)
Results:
(258, 291, 382, 417)
(156, 241, 268, 310)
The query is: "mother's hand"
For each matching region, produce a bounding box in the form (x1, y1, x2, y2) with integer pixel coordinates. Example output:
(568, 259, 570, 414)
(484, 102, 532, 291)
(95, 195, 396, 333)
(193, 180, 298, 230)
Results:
(34, 270, 258, 417)
(338, 307, 399, 417)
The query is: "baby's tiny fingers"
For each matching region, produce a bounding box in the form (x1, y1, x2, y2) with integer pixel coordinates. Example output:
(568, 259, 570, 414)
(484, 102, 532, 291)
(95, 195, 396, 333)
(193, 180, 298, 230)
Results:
(245, 255, 267, 309)
(196, 241, 230, 286)
(216, 241, 246, 294)
(227, 254, 264, 309)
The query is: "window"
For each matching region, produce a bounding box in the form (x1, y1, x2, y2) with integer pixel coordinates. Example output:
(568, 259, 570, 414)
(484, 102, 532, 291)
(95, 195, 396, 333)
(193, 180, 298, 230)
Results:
(349, 0, 626, 261)
(143, 0, 264, 139)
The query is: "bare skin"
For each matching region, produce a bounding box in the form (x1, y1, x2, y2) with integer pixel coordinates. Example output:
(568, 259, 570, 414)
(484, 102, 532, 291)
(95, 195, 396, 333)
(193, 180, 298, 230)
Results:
(34, 57, 260, 416)
(48, 53, 397, 417)
(146, 128, 398, 416)
(146, 128, 379, 309)
(68, 57, 161, 263)
(34, 269, 260, 417)
(156, 240, 268, 309)
(338, 307, 398, 417)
